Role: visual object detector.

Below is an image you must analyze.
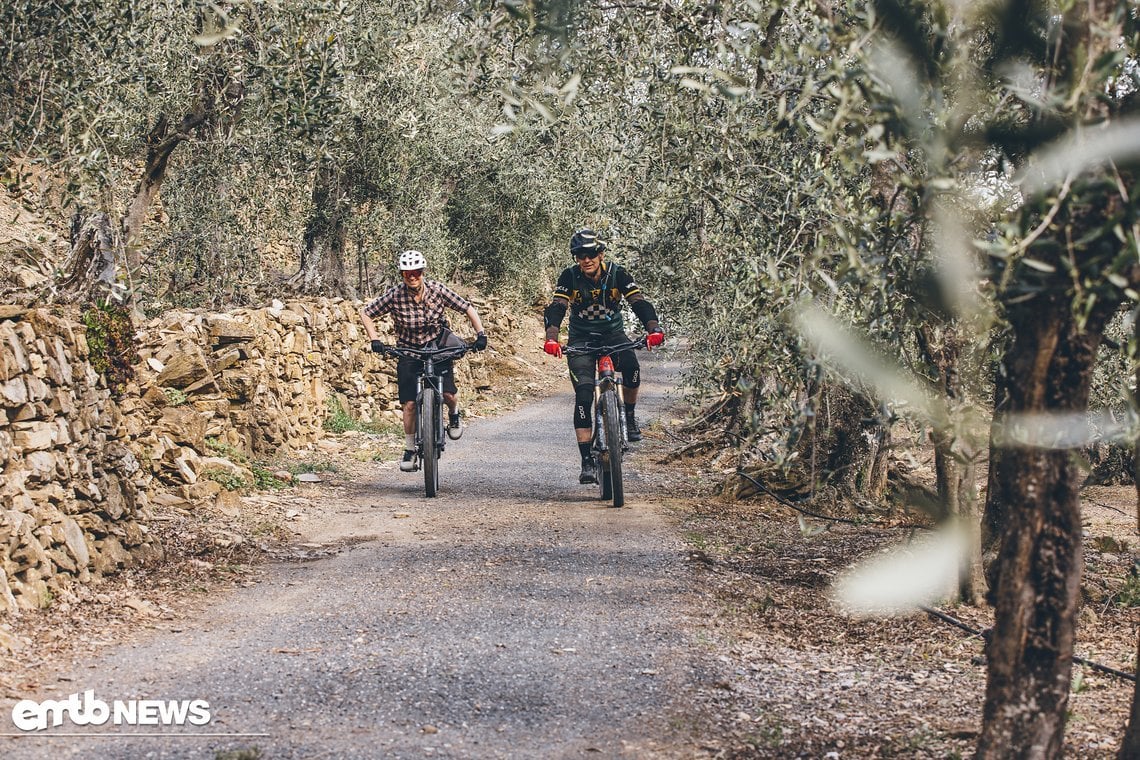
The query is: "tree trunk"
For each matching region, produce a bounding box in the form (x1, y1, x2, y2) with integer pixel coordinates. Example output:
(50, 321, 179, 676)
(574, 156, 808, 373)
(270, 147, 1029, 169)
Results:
(120, 111, 208, 270)
(121, 48, 244, 270)
(864, 414, 891, 500)
(1121, 630, 1140, 758)
(918, 324, 985, 604)
(1135, 307, 1140, 535)
(954, 445, 983, 605)
(293, 163, 352, 297)
(55, 211, 121, 302)
(1125, 311, 1140, 757)
(355, 234, 371, 297)
(976, 301, 1110, 758)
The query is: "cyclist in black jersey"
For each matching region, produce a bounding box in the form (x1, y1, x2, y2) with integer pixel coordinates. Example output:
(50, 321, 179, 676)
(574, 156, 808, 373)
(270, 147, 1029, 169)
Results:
(542, 228, 665, 484)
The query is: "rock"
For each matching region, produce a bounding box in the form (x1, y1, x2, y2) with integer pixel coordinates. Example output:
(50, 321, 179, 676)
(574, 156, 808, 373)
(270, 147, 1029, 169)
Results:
(160, 407, 208, 449)
(11, 422, 54, 451)
(213, 489, 242, 517)
(123, 596, 160, 617)
(173, 450, 199, 485)
(0, 568, 19, 614)
(0, 622, 27, 650)
(90, 536, 133, 575)
(187, 479, 223, 503)
(0, 306, 29, 321)
(150, 491, 193, 509)
(59, 517, 90, 570)
(206, 316, 256, 345)
(0, 377, 28, 405)
(198, 456, 252, 481)
(155, 352, 211, 389)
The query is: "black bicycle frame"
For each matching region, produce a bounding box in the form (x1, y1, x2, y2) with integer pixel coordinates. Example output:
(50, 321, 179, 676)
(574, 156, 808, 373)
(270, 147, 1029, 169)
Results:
(374, 341, 471, 493)
(564, 338, 646, 439)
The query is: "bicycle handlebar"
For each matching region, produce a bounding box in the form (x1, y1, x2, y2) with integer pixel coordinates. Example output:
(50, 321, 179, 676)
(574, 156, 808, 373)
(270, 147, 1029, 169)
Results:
(560, 336, 649, 357)
(373, 342, 474, 362)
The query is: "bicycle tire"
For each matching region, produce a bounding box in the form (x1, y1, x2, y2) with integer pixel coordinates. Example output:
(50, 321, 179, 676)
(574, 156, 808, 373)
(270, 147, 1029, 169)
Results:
(598, 447, 612, 501)
(422, 389, 440, 497)
(595, 389, 611, 501)
(600, 389, 624, 507)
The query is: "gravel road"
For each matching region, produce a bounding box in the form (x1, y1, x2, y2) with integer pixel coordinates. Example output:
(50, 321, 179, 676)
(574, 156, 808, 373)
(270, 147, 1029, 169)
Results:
(2, 351, 711, 759)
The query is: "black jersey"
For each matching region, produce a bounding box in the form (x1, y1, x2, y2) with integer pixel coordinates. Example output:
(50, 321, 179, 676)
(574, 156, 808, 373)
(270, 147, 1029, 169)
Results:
(550, 262, 644, 339)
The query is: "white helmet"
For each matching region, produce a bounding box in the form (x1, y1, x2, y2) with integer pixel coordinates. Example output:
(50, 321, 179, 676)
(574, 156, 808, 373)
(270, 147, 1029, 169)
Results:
(398, 249, 427, 271)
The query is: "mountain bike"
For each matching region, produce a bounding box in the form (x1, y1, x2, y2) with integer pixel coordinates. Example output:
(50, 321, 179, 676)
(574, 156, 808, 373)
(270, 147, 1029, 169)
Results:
(373, 341, 473, 497)
(562, 336, 648, 508)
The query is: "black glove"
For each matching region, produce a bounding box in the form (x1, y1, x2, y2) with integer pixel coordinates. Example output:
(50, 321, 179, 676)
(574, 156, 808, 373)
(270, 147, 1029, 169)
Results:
(473, 332, 488, 351)
(370, 339, 386, 354)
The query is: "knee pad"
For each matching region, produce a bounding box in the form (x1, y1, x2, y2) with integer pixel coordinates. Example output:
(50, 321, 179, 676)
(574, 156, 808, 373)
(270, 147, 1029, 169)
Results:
(574, 383, 594, 429)
(621, 356, 641, 389)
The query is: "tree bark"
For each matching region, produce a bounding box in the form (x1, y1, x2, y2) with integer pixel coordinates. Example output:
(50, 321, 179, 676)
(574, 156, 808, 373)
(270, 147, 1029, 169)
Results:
(1122, 630, 1140, 758)
(1135, 307, 1140, 535)
(1125, 311, 1140, 757)
(976, 298, 1112, 758)
(55, 211, 121, 302)
(121, 50, 243, 271)
(864, 413, 891, 500)
(120, 110, 209, 270)
(293, 163, 352, 297)
(917, 324, 985, 604)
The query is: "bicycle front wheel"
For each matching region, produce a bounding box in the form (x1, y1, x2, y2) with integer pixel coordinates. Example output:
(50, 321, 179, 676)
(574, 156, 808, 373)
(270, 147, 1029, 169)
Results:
(421, 389, 440, 497)
(600, 389, 624, 507)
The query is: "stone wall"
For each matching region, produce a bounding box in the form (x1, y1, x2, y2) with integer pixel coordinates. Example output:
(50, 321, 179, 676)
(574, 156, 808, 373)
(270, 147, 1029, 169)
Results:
(0, 306, 159, 612)
(0, 295, 527, 612)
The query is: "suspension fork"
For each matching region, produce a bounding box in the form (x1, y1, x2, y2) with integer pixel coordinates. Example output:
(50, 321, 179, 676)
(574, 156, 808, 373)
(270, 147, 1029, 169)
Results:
(594, 354, 618, 452)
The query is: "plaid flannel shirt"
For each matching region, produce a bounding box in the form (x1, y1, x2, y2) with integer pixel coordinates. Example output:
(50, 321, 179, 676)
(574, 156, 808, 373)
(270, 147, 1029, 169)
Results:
(362, 280, 472, 346)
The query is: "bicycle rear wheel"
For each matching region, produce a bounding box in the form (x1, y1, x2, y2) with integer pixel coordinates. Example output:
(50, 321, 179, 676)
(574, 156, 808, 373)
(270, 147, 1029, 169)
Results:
(422, 389, 440, 497)
(600, 389, 624, 507)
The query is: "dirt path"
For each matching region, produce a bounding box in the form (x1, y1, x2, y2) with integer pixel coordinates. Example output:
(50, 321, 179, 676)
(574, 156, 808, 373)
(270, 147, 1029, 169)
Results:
(1, 348, 1136, 758)
(1, 351, 719, 759)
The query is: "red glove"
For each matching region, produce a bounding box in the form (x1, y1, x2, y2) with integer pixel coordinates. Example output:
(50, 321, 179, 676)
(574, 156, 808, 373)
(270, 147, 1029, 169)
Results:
(544, 339, 563, 358)
(647, 329, 665, 348)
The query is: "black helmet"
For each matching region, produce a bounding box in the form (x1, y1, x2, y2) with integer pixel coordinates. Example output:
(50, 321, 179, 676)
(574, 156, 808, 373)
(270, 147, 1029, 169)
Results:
(570, 228, 606, 256)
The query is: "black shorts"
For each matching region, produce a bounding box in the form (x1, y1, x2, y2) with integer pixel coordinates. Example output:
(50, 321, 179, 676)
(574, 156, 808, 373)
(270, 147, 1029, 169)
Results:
(396, 358, 457, 404)
(567, 331, 640, 389)
(395, 331, 463, 404)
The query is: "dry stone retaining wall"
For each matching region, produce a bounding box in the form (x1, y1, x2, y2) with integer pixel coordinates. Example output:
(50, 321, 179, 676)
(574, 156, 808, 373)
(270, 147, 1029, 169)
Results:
(0, 306, 159, 613)
(1, 295, 524, 613)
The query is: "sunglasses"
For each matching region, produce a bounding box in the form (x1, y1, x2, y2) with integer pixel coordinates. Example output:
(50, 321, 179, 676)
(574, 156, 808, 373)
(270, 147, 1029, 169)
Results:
(402, 268, 425, 277)
(574, 251, 601, 260)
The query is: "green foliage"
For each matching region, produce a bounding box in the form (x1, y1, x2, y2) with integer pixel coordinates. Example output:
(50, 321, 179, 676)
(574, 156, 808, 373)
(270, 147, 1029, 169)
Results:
(81, 299, 138, 395)
(323, 397, 359, 433)
(1071, 669, 1090, 695)
(250, 464, 289, 491)
(162, 387, 189, 407)
(8, 0, 1140, 495)
(288, 460, 339, 475)
(203, 468, 247, 492)
(1118, 573, 1140, 608)
(322, 397, 399, 435)
(205, 437, 249, 463)
(202, 439, 283, 491)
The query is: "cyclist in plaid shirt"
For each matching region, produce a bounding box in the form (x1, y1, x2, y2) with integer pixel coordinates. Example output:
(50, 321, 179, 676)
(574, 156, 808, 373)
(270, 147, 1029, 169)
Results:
(360, 250, 487, 471)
